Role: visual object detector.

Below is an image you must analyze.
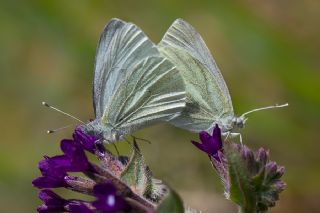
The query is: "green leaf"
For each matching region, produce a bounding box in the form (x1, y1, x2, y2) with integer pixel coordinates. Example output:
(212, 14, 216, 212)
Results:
(157, 188, 184, 213)
(226, 145, 256, 213)
(120, 141, 151, 196)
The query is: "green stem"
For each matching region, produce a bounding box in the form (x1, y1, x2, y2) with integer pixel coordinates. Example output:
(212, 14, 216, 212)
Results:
(237, 206, 256, 213)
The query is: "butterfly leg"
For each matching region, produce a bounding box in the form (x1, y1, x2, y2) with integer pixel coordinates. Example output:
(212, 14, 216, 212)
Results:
(230, 132, 242, 145)
(130, 135, 151, 144)
(222, 131, 231, 142)
(222, 132, 242, 144)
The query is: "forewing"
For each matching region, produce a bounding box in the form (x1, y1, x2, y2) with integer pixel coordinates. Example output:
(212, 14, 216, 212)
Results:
(93, 18, 159, 118)
(159, 18, 233, 110)
(159, 46, 232, 132)
(102, 56, 186, 135)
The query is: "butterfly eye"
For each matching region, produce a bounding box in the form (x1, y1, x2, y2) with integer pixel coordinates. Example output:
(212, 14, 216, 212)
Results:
(236, 119, 244, 129)
(232, 117, 237, 125)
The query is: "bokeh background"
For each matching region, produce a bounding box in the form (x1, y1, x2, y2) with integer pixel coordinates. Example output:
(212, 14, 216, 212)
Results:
(1, 0, 319, 212)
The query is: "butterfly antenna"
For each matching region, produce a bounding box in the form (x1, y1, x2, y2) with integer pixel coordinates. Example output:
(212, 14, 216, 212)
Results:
(42, 101, 85, 124)
(47, 124, 74, 134)
(241, 103, 289, 117)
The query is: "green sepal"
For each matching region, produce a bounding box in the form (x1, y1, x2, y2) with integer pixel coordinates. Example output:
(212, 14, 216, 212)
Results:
(225, 144, 256, 213)
(251, 167, 266, 195)
(156, 187, 184, 213)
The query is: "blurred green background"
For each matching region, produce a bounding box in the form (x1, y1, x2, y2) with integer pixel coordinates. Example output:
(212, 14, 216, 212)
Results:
(1, 0, 319, 212)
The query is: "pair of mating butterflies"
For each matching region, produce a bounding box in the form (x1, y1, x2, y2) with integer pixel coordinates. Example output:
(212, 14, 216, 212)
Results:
(81, 18, 287, 143)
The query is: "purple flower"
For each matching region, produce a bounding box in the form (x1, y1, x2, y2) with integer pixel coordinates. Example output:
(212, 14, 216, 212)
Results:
(191, 124, 223, 160)
(33, 138, 96, 189)
(32, 156, 68, 188)
(68, 202, 93, 213)
(37, 189, 93, 213)
(92, 182, 131, 212)
(33, 126, 179, 212)
(60, 139, 92, 172)
(73, 127, 104, 154)
(33, 128, 149, 212)
(37, 189, 66, 212)
(200, 139, 286, 212)
(191, 123, 286, 212)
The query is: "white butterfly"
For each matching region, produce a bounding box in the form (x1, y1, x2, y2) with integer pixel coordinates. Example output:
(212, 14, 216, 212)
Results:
(81, 18, 186, 143)
(159, 19, 287, 140)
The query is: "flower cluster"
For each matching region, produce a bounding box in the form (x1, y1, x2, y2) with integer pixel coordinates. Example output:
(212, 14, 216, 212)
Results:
(33, 128, 140, 213)
(33, 124, 286, 213)
(192, 125, 286, 213)
(37, 183, 128, 213)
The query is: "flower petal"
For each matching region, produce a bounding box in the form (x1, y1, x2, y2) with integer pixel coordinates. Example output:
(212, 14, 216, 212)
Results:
(74, 127, 99, 153)
(93, 182, 117, 198)
(92, 183, 130, 212)
(199, 131, 211, 144)
(60, 140, 90, 172)
(211, 124, 222, 151)
(68, 202, 93, 213)
(32, 176, 66, 189)
(37, 190, 66, 212)
(191, 140, 212, 155)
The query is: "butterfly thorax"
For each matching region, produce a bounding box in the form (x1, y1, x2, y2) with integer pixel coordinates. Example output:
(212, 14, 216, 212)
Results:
(81, 119, 120, 143)
(217, 116, 245, 133)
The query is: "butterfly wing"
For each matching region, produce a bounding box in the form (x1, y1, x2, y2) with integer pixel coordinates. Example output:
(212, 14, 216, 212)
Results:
(158, 19, 232, 106)
(159, 19, 234, 132)
(102, 56, 185, 135)
(93, 18, 159, 118)
(93, 18, 185, 136)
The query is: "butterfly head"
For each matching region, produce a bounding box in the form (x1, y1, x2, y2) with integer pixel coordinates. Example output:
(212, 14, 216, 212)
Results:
(215, 116, 245, 133)
(234, 103, 289, 130)
(80, 119, 103, 138)
(232, 116, 248, 129)
(80, 119, 119, 143)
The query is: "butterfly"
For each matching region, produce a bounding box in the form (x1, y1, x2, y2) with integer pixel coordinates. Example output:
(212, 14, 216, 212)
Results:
(158, 19, 287, 140)
(80, 18, 186, 143)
